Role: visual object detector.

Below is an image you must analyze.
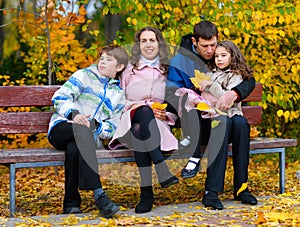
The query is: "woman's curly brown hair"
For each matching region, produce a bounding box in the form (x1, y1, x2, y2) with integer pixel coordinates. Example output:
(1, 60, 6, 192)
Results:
(130, 26, 169, 75)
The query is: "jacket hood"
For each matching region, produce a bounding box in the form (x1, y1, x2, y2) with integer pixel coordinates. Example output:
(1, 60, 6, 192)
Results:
(179, 34, 194, 52)
(177, 34, 210, 65)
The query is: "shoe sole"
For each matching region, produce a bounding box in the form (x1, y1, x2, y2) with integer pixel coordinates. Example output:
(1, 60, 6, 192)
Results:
(234, 197, 258, 205)
(100, 206, 120, 218)
(235, 199, 257, 205)
(204, 204, 224, 210)
(181, 173, 197, 179)
(181, 166, 200, 179)
(161, 179, 179, 188)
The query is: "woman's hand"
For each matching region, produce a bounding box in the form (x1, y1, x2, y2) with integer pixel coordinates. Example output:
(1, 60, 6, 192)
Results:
(73, 114, 91, 127)
(153, 108, 167, 121)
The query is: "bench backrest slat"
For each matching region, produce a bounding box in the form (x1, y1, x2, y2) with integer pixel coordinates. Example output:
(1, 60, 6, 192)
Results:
(0, 112, 52, 134)
(243, 83, 262, 102)
(0, 84, 262, 135)
(0, 85, 60, 107)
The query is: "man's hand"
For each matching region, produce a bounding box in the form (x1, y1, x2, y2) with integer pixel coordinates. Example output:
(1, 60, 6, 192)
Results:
(215, 90, 238, 111)
(199, 80, 213, 91)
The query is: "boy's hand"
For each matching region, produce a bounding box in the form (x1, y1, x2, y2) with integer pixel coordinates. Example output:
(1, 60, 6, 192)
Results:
(73, 114, 91, 127)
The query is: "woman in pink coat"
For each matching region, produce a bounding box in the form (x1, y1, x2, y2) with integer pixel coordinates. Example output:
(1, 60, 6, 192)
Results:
(109, 26, 179, 214)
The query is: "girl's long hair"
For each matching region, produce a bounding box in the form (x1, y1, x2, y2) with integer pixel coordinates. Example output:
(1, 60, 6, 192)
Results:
(208, 40, 253, 79)
(130, 26, 169, 75)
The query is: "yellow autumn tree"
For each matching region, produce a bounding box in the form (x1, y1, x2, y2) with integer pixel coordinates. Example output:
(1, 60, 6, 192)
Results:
(16, 0, 101, 85)
(103, 0, 299, 154)
(0, 0, 102, 149)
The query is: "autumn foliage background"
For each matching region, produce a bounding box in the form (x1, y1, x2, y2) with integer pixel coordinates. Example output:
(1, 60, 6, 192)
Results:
(0, 0, 299, 222)
(0, 0, 299, 155)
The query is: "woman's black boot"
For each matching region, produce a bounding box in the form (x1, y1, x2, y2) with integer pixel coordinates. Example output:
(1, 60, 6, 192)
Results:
(155, 161, 179, 188)
(135, 186, 154, 214)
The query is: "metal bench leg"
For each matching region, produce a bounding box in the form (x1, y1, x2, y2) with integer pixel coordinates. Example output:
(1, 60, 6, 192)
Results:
(279, 148, 285, 194)
(9, 164, 16, 217)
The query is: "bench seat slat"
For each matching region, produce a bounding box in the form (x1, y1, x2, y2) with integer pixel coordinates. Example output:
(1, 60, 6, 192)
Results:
(0, 138, 296, 164)
(0, 148, 134, 163)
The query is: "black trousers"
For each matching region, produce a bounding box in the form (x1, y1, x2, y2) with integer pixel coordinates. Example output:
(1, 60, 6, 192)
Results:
(48, 122, 102, 208)
(204, 115, 250, 192)
(167, 89, 250, 192)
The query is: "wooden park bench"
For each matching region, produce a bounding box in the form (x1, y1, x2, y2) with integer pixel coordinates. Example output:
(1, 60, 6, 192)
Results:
(0, 84, 297, 217)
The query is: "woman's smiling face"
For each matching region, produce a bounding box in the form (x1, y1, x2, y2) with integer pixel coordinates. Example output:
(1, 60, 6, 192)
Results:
(139, 30, 159, 60)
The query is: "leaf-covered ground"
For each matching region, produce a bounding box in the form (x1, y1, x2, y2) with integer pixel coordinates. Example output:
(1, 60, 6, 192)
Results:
(0, 155, 299, 226)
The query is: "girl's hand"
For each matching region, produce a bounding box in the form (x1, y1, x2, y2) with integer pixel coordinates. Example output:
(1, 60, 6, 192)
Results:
(153, 108, 167, 121)
(73, 114, 91, 127)
(199, 80, 213, 91)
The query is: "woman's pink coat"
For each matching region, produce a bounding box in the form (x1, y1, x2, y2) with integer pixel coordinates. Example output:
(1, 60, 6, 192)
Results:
(108, 62, 178, 151)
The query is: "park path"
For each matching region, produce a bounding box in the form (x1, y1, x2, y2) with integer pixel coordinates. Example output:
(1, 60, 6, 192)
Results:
(3, 199, 259, 226)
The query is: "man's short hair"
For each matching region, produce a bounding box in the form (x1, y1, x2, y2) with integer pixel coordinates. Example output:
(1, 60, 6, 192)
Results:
(193, 20, 219, 41)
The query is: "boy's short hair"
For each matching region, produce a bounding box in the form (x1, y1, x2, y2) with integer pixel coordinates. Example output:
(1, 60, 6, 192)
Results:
(99, 45, 129, 67)
(98, 45, 129, 78)
(193, 20, 219, 41)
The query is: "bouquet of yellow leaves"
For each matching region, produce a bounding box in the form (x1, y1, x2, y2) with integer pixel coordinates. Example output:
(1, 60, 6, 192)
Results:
(151, 102, 168, 110)
(190, 70, 211, 89)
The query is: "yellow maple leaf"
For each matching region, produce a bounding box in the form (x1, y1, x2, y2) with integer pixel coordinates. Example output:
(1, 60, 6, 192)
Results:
(250, 126, 260, 139)
(196, 101, 211, 111)
(151, 102, 168, 110)
(236, 182, 248, 196)
(211, 120, 221, 128)
(190, 70, 211, 88)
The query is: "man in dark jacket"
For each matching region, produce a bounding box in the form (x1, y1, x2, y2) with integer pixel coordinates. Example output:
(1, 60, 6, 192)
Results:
(166, 20, 257, 210)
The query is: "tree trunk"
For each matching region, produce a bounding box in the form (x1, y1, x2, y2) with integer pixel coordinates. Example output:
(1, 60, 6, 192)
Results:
(0, 0, 5, 67)
(104, 12, 121, 45)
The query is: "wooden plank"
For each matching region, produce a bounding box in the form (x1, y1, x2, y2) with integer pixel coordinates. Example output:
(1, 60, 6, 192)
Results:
(0, 86, 60, 107)
(242, 106, 262, 125)
(0, 148, 134, 163)
(0, 112, 53, 134)
(247, 137, 298, 150)
(228, 137, 298, 150)
(0, 138, 296, 164)
(243, 83, 262, 102)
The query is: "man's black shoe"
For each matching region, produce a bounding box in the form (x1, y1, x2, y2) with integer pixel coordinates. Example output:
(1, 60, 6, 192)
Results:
(95, 193, 120, 218)
(181, 160, 200, 179)
(63, 206, 82, 214)
(202, 191, 224, 210)
(234, 189, 257, 205)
